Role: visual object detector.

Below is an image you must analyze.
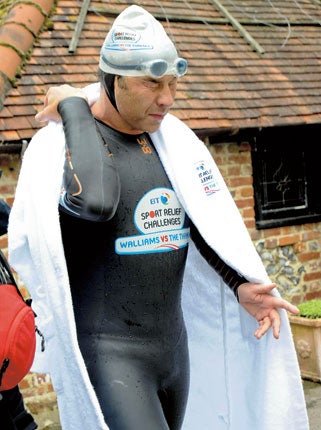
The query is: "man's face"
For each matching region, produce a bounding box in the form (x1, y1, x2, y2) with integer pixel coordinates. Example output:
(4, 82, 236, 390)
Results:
(114, 75, 178, 133)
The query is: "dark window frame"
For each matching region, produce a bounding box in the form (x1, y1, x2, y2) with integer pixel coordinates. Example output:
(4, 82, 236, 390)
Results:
(251, 124, 321, 229)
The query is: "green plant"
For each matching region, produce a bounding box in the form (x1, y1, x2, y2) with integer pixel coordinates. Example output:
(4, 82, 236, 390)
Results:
(298, 299, 321, 319)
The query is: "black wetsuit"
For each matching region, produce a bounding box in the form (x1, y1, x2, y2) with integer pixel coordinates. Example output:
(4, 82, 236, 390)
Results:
(58, 98, 247, 430)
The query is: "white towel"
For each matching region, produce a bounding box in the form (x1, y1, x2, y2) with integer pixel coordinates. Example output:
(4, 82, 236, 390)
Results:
(8, 83, 308, 429)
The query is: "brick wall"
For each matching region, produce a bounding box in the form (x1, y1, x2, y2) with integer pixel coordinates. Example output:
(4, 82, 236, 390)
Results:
(1, 139, 321, 419)
(206, 140, 321, 305)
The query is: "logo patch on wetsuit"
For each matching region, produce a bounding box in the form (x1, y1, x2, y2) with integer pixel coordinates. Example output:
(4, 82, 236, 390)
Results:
(137, 137, 152, 154)
(115, 188, 190, 254)
(195, 160, 220, 196)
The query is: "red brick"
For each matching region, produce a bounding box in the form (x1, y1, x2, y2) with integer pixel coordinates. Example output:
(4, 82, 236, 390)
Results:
(243, 207, 255, 218)
(266, 238, 278, 249)
(234, 197, 254, 208)
(0, 237, 8, 249)
(240, 186, 254, 197)
(305, 291, 321, 301)
(302, 231, 321, 242)
(229, 177, 252, 187)
(263, 228, 282, 238)
(298, 252, 320, 263)
(279, 235, 300, 246)
(304, 272, 321, 282)
(294, 242, 307, 253)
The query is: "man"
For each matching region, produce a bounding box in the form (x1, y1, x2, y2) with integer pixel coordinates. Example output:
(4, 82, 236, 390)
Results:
(8, 5, 308, 430)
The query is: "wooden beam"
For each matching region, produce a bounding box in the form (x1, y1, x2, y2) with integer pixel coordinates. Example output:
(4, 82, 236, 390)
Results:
(210, 0, 265, 56)
(69, 0, 91, 54)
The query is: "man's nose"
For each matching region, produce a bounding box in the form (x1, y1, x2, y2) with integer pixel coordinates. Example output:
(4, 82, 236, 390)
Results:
(157, 84, 175, 107)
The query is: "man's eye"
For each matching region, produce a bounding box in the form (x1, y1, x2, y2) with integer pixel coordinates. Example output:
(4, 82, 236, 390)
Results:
(144, 80, 158, 87)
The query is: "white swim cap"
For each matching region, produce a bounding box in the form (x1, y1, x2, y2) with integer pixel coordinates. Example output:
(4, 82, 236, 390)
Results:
(99, 5, 187, 78)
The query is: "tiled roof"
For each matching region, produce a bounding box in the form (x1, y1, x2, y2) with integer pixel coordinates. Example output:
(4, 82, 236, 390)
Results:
(1, 0, 321, 143)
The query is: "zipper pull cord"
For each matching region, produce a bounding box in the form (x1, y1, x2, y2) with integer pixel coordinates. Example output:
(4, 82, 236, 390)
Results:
(36, 326, 45, 352)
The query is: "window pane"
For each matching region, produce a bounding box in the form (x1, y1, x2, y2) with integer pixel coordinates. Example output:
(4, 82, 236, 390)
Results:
(252, 124, 321, 229)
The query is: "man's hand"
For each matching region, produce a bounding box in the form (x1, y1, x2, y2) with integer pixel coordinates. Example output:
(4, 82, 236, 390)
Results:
(35, 84, 88, 123)
(238, 282, 299, 340)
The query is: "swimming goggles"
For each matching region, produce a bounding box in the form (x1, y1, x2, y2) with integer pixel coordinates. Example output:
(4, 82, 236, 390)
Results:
(138, 58, 188, 78)
(101, 56, 188, 78)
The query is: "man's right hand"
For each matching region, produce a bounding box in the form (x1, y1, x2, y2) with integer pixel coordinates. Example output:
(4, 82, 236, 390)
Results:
(35, 84, 88, 123)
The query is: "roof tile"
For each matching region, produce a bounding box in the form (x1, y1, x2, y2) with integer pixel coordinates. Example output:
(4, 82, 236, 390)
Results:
(5, 3, 46, 35)
(0, 22, 34, 53)
(0, 129, 20, 141)
(0, 45, 21, 79)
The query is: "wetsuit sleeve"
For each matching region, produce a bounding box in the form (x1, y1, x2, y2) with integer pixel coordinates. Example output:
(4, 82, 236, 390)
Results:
(58, 97, 121, 222)
(190, 223, 247, 301)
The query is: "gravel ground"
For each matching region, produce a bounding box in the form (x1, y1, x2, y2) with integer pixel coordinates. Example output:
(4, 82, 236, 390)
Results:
(24, 393, 61, 430)
(303, 379, 321, 430)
